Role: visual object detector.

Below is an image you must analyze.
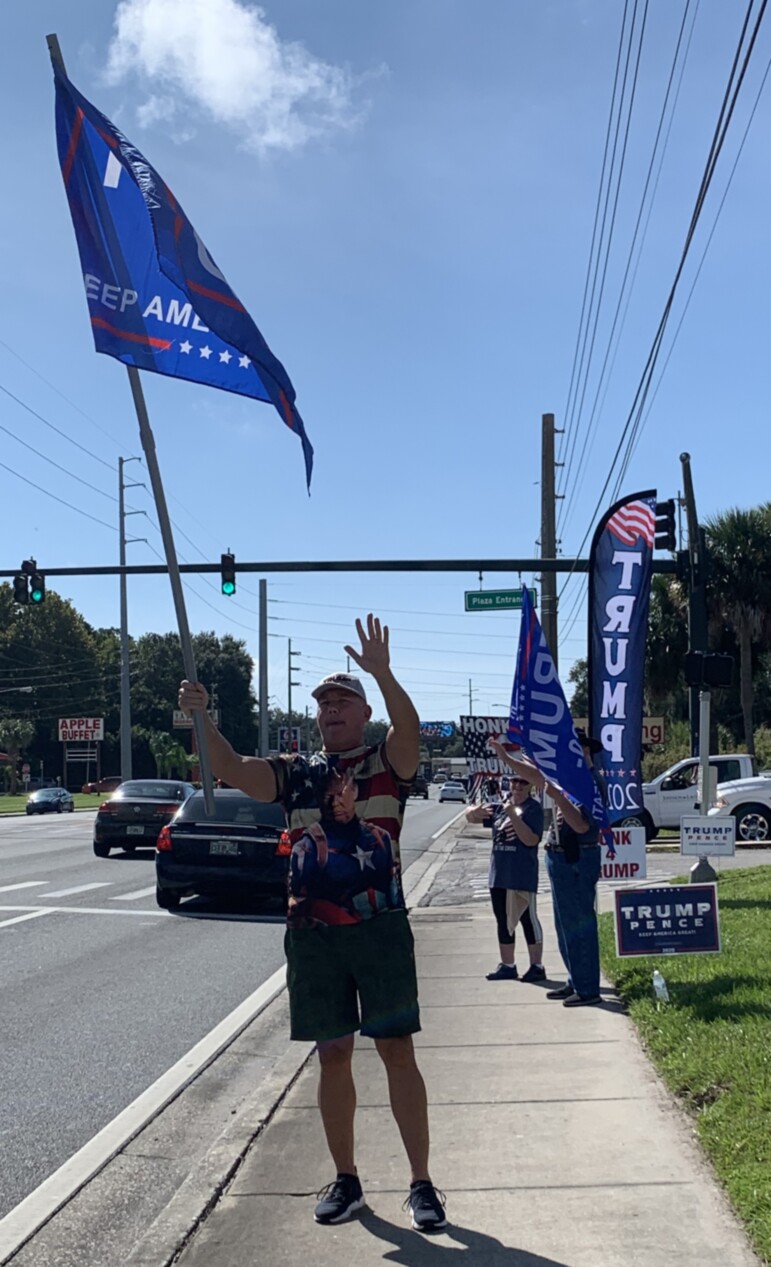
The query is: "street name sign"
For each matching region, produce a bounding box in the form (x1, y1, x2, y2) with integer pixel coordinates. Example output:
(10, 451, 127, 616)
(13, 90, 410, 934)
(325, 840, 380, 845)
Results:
(464, 588, 536, 612)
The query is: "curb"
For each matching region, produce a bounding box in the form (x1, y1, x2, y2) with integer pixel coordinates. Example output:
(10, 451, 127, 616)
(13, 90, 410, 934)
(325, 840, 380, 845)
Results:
(122, 1051, 314, 1267)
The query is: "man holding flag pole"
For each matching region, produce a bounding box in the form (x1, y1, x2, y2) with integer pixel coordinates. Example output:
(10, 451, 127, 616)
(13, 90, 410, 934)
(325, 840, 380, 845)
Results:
(492, 587, 611, 1008)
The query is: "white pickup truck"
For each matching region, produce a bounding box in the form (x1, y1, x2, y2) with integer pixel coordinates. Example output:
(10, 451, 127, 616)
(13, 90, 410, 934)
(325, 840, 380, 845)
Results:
(616, 753, 756, 841)
(708, 777, 771, 844)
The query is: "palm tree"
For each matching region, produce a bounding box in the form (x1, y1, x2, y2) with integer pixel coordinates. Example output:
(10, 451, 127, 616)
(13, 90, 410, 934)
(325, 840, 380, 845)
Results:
(0, 718, 35, 796)
(705, 505, 771, 756)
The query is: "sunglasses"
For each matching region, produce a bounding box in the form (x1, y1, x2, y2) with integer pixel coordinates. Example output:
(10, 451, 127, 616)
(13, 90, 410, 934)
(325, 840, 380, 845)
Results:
(509, 778, 530, 786)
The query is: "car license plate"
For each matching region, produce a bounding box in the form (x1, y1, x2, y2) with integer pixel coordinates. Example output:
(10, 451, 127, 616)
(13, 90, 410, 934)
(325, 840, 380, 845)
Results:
(209, 839, 239, 857)
(126, 825, 145, 836)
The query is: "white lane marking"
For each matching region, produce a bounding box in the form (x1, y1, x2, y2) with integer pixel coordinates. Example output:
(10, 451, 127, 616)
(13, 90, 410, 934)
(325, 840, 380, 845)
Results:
(41, 883, 113, 899)
(0, 963, 288, 1261)
(431, 807, 467, 841)
(111, 886, 157, 902)
(0, 882, 48, 894)
(0, 910, 54, 930)
(0, 904, 166, 919)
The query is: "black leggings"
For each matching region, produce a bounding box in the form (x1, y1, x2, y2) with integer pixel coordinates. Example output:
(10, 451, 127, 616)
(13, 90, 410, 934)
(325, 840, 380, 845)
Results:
(490, 887, 540, 946)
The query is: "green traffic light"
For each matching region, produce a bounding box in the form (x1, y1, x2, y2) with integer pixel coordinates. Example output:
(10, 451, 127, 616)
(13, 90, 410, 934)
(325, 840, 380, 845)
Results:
(222, 580, 236, 596)
(30, 588, 43, 604)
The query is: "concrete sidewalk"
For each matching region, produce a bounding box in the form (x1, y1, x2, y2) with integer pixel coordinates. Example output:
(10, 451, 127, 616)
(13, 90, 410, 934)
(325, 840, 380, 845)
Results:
(171, 849, 760, 1267)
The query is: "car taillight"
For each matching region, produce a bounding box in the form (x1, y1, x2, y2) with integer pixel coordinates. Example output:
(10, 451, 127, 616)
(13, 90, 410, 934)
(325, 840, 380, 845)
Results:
(98, 800, 116, 813)
(156, 803, 182, 817)
(275, 830, 292, 857)
(156, 825, 173, 851)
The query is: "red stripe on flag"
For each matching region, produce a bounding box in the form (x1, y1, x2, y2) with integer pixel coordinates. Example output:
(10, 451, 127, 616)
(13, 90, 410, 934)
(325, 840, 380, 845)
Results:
(279, 389, 295, 432)
(91, 317, 172, 351)
(95, 125, 119, 150)
(186, 280, 246, 313)
(62, 108, 85, 186)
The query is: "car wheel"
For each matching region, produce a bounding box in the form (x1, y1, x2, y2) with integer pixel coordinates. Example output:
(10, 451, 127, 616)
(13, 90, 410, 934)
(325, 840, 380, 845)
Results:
(615, 810, 655, 843)
(733, 803, 771, 845)
(56, 802, 63, 813)
(93, 840, 111, 858)
(156, 886, 181, 910)
(69, 802, 75, 812)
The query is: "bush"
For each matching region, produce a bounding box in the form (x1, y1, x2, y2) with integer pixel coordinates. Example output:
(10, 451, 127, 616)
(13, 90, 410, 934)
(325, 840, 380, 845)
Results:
(642, 719, 690, 780)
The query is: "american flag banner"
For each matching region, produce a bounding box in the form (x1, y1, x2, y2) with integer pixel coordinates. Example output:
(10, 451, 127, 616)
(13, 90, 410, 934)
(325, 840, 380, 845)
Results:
(588, 491, 656, 826)
(606, 500, 656, 548)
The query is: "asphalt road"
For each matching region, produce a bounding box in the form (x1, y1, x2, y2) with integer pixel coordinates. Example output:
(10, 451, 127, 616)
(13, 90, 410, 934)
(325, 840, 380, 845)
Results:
(0, 792, 462, 1219)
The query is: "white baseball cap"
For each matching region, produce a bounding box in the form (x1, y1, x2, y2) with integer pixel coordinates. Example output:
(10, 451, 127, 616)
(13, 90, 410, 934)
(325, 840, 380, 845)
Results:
(311, 672, 368, 704)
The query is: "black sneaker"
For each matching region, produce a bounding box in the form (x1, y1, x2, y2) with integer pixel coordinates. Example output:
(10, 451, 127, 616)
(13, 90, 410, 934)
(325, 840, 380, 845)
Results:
(486, 963, 518, 980)
(520, 964, 546, 983)
(563, 993, 601, 1007)
(546, 983, 575, 1000)
(404, 1180, 448, 1231)
(314, 1173, 365, 1224)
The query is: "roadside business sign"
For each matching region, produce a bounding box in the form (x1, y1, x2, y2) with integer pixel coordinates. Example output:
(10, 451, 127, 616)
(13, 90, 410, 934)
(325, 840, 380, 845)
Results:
(58, 717, 104, 742)
(172, 709, 219, 729)
(680, 816, 736, 857)
(614, 883, 721, 957)
(602, 826, 647, 882)
(464, 588, 536, 612)
(573, 716, 665, 745)
(419, 722, 455, 738)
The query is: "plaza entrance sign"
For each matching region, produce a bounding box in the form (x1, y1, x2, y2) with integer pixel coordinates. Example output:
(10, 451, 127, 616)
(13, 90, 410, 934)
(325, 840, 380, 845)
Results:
(465, 589, 536, 612)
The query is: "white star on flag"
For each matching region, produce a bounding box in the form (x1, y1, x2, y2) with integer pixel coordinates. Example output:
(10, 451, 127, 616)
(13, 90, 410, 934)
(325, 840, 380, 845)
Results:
(199, 345, 212, 359)
(354, 844, 375, 871)
(219, 350, 232, 364)
(238, 355, 250, 368)
(179, 341, 192, 354)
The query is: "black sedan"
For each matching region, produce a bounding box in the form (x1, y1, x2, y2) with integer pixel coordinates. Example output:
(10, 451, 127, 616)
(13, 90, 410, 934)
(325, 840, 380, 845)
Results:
(155, 789, 290, 910)
(26, 787, 75, 815)
(93, 779, 195, 857)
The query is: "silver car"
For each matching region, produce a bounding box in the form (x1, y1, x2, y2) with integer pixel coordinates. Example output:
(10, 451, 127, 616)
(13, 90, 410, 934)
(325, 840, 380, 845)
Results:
(438, 781, 466, 804)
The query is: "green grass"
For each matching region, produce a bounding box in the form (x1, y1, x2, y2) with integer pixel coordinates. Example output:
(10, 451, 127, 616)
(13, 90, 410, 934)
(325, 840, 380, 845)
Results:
(599, 867, 771, 1264)
(0, 792, 104, 814)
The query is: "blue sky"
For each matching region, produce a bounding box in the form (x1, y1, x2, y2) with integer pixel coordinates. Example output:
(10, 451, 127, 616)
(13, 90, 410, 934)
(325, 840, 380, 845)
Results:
(2, 0, 769, 728)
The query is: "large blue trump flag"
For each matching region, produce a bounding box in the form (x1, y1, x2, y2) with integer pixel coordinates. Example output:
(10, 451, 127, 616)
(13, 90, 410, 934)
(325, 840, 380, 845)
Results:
(588, 492, 656, 823)
(508, 587, 610, 841)
(53, 63, 313, 489)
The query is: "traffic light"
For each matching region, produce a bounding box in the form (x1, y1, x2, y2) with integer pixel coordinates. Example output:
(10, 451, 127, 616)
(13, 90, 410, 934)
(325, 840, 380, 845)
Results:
(12, 573, 28, 605)
(654, 499, 676, 551)
(220, 552, 236, 597)
(29, 571, 45, 605)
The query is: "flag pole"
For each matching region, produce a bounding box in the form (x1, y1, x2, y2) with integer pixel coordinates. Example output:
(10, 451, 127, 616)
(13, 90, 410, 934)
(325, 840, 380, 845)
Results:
(47, 33, 215, 817)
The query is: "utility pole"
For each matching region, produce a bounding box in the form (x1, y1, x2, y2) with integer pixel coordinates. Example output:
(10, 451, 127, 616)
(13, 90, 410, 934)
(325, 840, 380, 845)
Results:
(288, 637, 301, 749)
(468, 678, 475, 715)
(118, 456, 145, 782)
(540, 413, 562, 667)
(680, 453, 709, 755)
(259, 580, 269, 757)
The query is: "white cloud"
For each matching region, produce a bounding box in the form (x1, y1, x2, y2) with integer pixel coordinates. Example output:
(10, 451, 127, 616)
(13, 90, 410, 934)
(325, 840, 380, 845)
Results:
(105, 0, 364, 153)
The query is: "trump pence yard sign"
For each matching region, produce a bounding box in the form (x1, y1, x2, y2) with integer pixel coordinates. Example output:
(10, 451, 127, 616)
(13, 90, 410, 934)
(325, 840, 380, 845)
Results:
(614, 884, 720, 957)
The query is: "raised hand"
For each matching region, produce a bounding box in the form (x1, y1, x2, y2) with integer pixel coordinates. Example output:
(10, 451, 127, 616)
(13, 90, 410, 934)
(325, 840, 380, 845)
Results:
(344, 614, 391, 679)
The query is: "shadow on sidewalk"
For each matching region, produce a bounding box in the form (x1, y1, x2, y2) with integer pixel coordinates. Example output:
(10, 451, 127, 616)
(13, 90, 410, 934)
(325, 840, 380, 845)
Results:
(360, 1210, 570, 1266)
